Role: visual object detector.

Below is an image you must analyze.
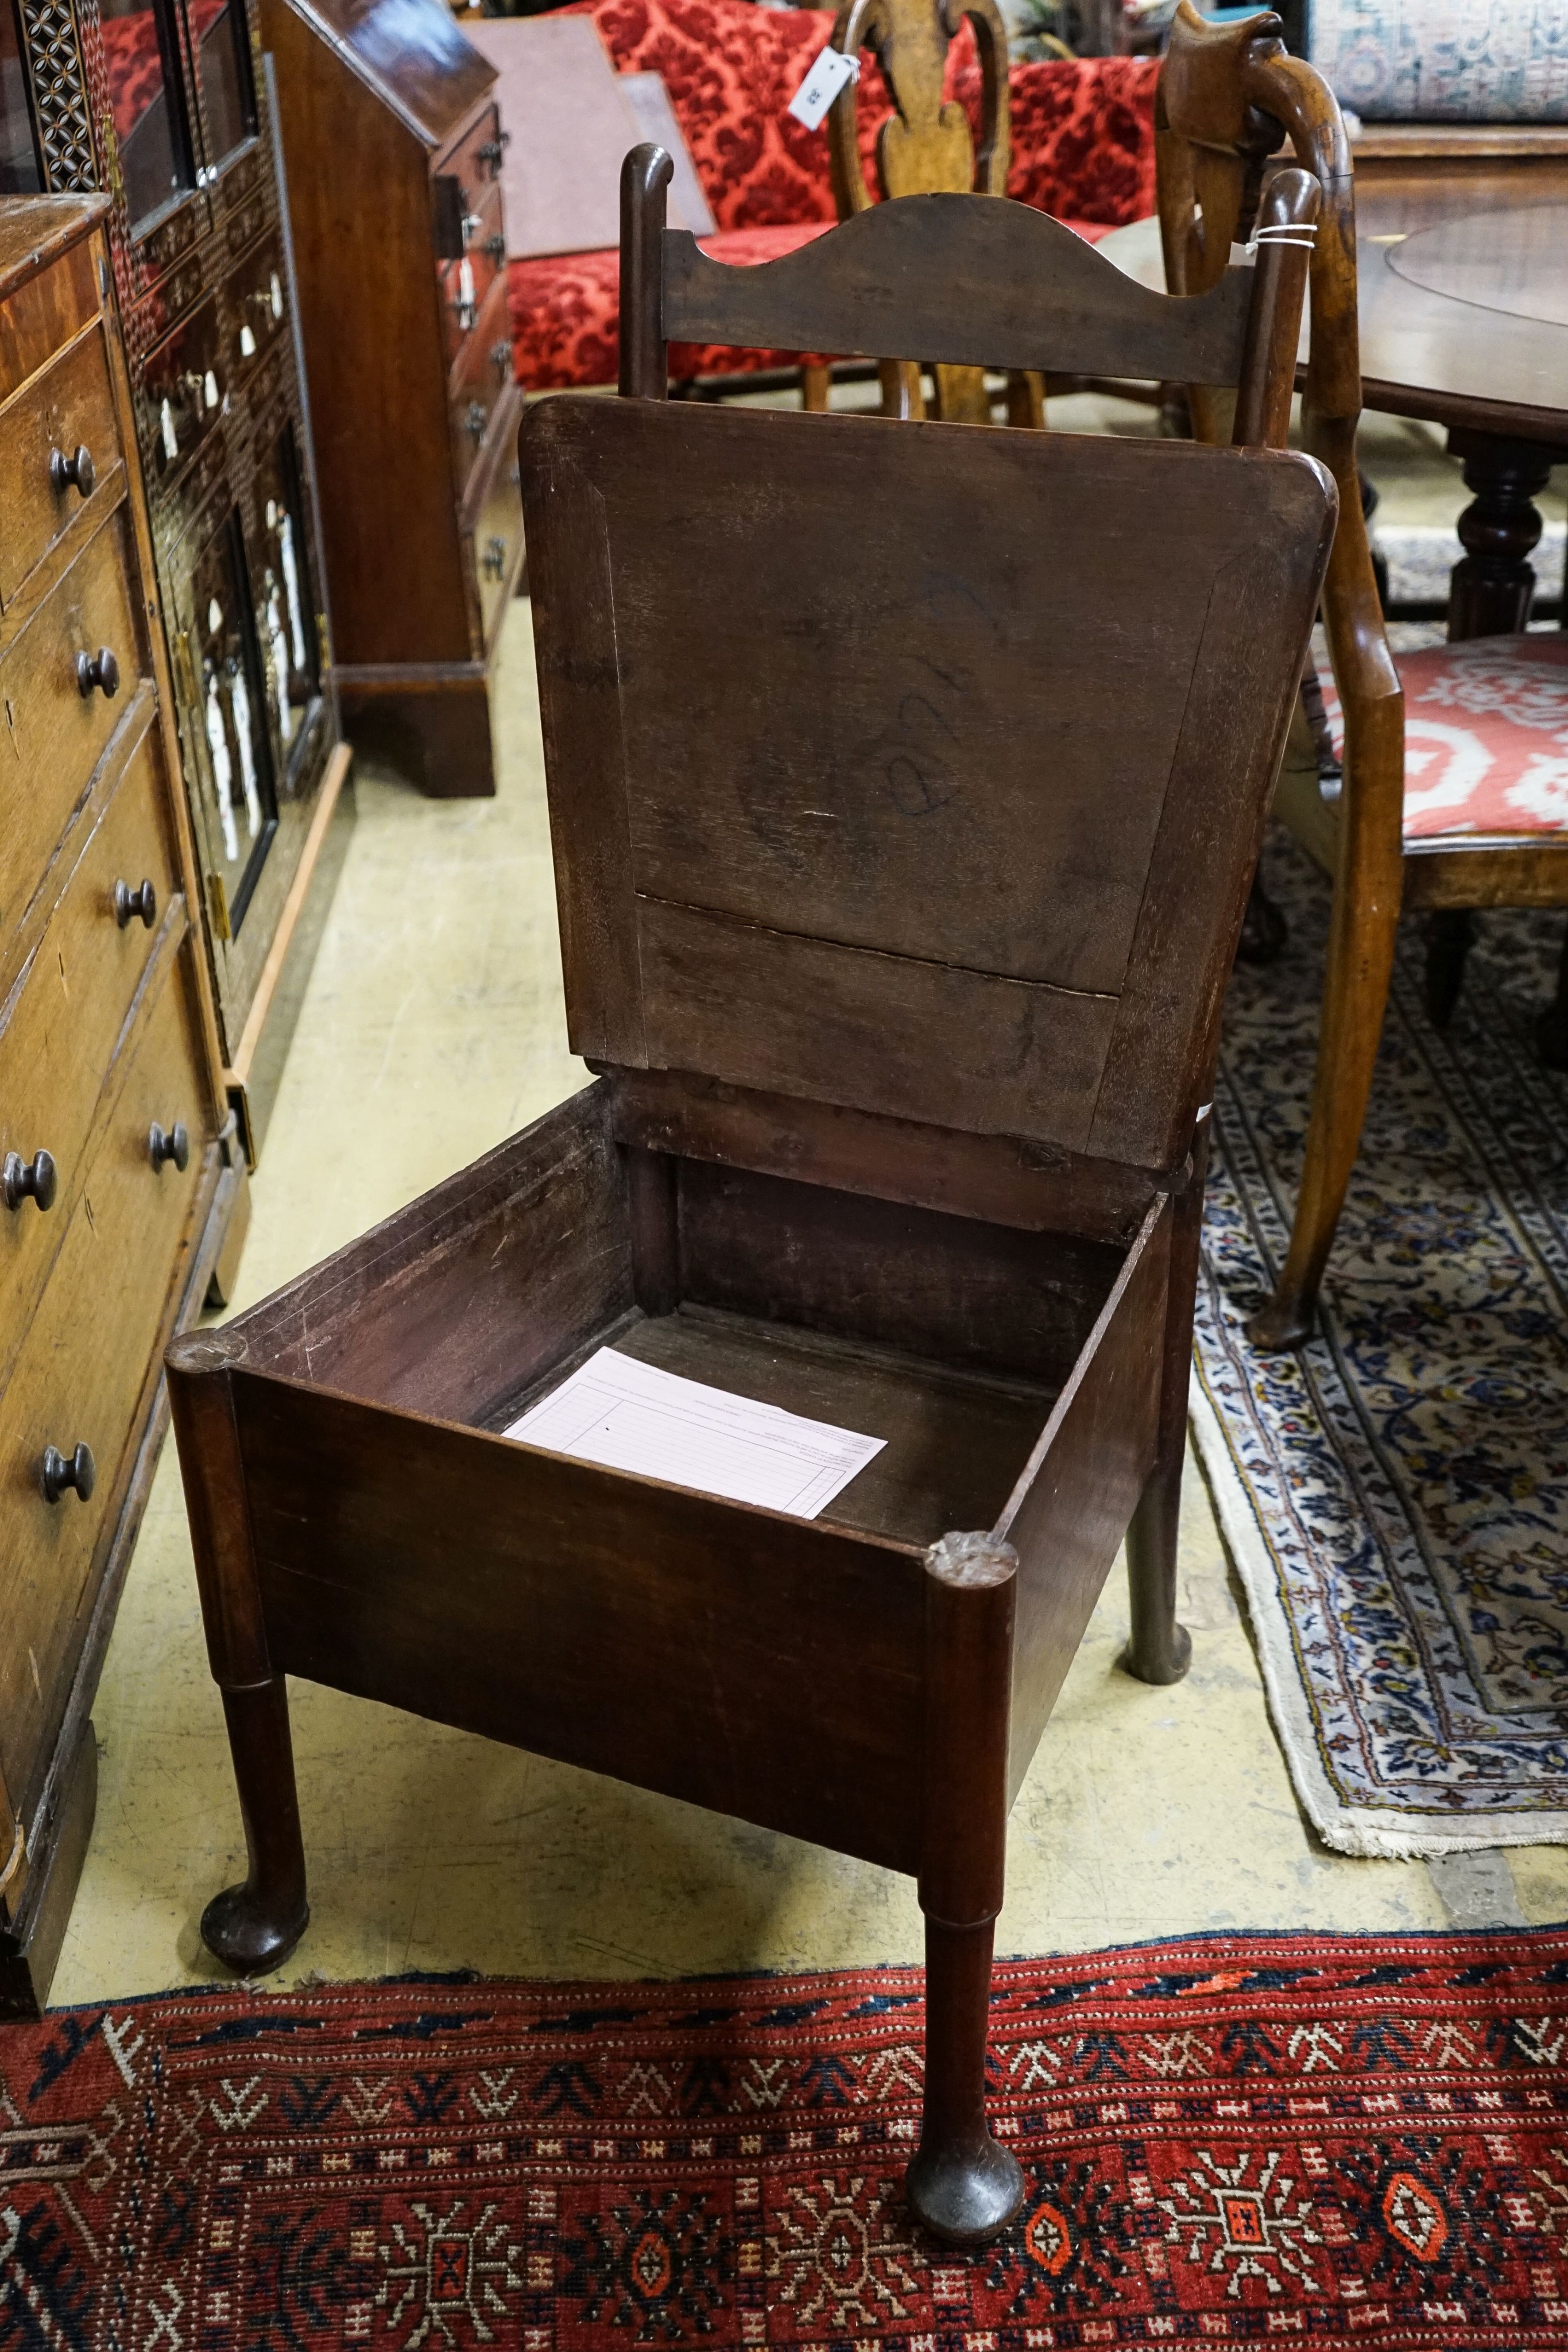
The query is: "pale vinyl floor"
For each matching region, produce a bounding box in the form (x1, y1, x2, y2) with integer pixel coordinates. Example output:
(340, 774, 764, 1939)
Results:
(52, 574, 1568, 2010)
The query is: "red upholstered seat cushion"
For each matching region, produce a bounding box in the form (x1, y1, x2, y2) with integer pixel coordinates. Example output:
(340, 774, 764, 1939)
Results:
(509, 0, 1157, 389)
(1319, 633, 1568, 841)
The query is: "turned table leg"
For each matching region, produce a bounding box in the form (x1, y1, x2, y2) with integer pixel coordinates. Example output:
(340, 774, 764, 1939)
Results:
(1125, 1120, 1206, 1678)
(909, 1533, 1025, 2247)
(166, 1330, 310, 1974)
(1446, 430, 1555, 640)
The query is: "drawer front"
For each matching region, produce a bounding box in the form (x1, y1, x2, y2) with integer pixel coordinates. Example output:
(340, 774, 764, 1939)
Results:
(449, 269, 513, 498)
(137, 293, 226, 494)
(438, 181, 505, 368)
(223, 230, 288, 396)
(467, 423, 523, 652)
(0, 724, 179, 1383)
(0, 238, 99, 408)
(436, 105, 505, 230)
(0, 327, 122, 612)
(0, 516, 143, 949)
(0, 951, 206, 1803)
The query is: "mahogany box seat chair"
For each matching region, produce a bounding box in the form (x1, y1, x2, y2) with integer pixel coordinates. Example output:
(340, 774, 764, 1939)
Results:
(166, 152, 1333, 2249)
(1158, 0, 1568, 1349)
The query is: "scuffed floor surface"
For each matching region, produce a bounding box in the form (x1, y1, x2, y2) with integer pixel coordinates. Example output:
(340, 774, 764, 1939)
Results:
(51, 599, 1568, 2006)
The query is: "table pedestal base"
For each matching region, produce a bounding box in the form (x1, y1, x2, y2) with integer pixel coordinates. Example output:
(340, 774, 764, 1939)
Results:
(1446, 430, 1558, 639)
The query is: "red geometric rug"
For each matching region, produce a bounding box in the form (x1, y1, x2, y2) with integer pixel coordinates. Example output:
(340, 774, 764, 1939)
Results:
(3, 1931, 1567, 2350)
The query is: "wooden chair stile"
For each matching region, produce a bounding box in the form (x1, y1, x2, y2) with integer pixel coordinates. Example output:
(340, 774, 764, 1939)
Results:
(167, 165, 1333, 2251)
(1157, 0, 1568, 1348)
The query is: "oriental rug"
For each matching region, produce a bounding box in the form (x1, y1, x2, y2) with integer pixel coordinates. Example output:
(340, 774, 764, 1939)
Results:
(1192, 833, 1568, 1857)
(4, 1935, 1568, 2350)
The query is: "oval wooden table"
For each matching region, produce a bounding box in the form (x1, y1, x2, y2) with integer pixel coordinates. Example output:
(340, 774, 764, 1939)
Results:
(1100, 160, 1568, 637)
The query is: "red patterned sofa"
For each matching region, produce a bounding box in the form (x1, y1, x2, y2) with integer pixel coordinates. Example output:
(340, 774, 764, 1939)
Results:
(509, 0, 1159, 390)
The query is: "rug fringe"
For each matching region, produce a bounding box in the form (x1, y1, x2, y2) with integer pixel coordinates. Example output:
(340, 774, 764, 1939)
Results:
(1187, 1372, 1568, 1862)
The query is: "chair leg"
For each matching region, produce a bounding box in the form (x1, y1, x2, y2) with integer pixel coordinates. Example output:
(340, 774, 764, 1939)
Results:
(1235, 864, 1288, 966)
(1537, 918, 1568, 1071)
(202, 1677, 311, 1974)
(1424, 907, 1477, 1030)
(1122, 1118, 1206, 1684)
(911, 1533, 1024, 2247)
(165, 1329, 310, 1975)
(1248, 857, 1402, 1351)
(907, 1916, 1023, 2245)
(801, 363, 831, 412)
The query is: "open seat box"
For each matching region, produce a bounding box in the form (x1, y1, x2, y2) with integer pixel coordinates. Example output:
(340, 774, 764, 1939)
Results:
(168, 237, 1334, 2246)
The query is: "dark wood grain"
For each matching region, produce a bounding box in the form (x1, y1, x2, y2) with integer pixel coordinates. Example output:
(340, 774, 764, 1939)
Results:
(996, 1193, 1171, 1791)
(663, 191, 1253, 382)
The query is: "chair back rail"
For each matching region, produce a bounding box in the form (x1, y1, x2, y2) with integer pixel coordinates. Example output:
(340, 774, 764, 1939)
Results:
(620, 141, 1320, 434)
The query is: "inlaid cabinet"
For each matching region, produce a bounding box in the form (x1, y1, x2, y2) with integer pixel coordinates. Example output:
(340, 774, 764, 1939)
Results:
(0, 195, 246, 2015)
(258, 0, 526, 797)
(1, 0, 351, 1155)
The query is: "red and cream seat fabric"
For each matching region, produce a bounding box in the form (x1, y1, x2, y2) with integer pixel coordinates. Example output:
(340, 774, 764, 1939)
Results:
(1321, 633, 1568, 841)
(508, 0, 1159, 391)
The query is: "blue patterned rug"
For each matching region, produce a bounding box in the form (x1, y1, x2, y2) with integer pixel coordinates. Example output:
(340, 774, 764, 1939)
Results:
(1192, 831, 1568, 1857)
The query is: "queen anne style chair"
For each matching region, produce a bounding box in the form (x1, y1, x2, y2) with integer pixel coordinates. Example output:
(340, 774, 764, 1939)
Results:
(1157, 0, 1568, 1351)
(818, 0, 1046, 426)
(167, 152, 1331, 2250)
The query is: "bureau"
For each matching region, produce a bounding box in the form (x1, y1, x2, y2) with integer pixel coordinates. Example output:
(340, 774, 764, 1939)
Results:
(257, 0, 526, 798)
(0, 195, 246, 2015)
(1, 0, 352, 1157)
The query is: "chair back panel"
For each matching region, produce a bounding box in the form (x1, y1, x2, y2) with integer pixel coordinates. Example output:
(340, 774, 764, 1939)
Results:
(660, 194, 1255, 384)
(524, 396, 1335, 1173)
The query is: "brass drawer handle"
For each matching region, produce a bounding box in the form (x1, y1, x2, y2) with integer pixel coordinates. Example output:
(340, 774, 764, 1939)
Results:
(491, 338, 512, 385)
(149, 1120, 189, 1173)
(76, 647, 120, 699)
(114, 877, 157, 929)
(486, 234, 505, 265)
(481, 534, 506, 582)
(477, 134, 509, 174)
(2, 1148, 56, 1212)
(49, 443, 95, 500)
(42, 1442, 95, 1504)
(466, 400, 487, 444)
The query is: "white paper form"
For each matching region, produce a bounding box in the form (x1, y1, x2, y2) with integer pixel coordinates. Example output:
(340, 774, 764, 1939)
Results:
(503, 1347, 885, 1519)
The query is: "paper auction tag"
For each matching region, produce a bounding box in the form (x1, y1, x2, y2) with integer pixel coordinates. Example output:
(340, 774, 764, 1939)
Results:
(787, 44, 859, 133)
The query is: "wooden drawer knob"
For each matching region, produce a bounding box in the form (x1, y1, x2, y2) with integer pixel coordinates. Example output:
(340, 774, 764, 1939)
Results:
(76, 646, 120, 699)
(42, 1442, 95, 1504)
(149, 1120, 189, 1173)
(2, 1148, 56, 1212)
(49, 443, 95, 500)
(114, 877, 157, 929)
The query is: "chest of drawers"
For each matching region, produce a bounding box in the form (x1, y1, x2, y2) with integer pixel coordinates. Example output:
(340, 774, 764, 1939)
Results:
(257, 0, 525, 799)
(0, 196, 246, 2017)
(0, 0, 353, 1159)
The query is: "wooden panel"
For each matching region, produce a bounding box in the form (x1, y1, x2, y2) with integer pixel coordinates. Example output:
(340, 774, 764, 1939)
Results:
(0, 719, 178, 1387)
(0, 326, 121, 611)
(239, 1372, 928, 1873)
(603, 1065, 1169, 1245)
(235, 1082, 634, 1425)
(638, 896, 1117, 1151)
(524, 396, 1334, 1167)
(0, 232, 100, 406)
(269, 0, 494, 149)
(261, 0, 470, 668)
(677, 1158, 1121, 1386)
(998, 1194, 1171, 1794)
(0, 951, 207, 1802)
(0, 514, 144, 954)
(661, 195, 1255, 382)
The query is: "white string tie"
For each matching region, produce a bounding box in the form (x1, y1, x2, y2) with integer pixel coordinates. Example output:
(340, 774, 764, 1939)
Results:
(1246, 220, 1320, 254)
